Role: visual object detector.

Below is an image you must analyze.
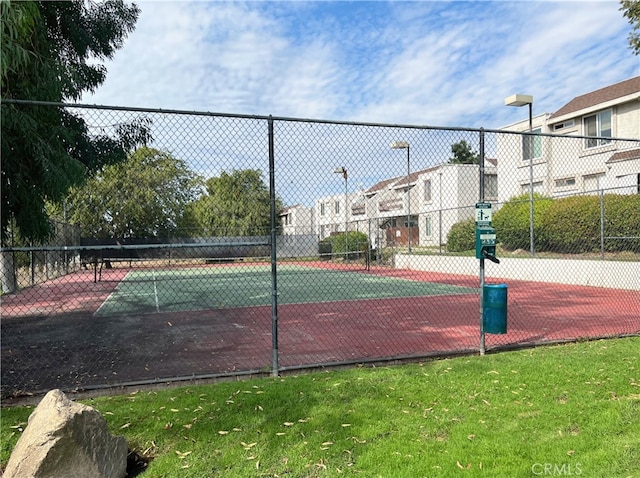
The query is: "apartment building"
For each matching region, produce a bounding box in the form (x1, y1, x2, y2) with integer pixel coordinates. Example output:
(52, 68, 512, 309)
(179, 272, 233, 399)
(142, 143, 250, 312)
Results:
(498, 76, 640, 202)
(292, 76, 640, 248)
(313, 160, 497, 249)
(279, 204, 314, 235)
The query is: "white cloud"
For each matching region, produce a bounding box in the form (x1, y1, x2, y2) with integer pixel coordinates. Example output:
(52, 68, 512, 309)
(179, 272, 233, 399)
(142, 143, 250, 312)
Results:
(82, 0, 640, 129)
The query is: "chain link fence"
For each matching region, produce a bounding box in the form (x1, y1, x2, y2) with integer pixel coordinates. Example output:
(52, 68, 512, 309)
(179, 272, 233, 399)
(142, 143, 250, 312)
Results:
(1, 101, 639, 399)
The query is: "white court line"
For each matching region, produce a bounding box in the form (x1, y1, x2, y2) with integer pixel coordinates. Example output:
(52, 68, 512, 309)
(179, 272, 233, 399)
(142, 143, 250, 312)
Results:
(94, 269, 136, 316)
(153, 270, 160, 313)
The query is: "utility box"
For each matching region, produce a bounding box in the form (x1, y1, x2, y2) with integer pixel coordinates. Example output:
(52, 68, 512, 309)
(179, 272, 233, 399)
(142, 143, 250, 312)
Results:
(475, 225, 496, 260)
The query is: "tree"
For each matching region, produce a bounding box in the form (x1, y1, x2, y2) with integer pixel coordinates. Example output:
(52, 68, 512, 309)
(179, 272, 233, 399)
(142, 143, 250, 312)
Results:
(1, 0, 142, 244)
(448, 140, 479, 164)
(621, 0, 640, 55)
(186, 170, 282, 236)
(67, 147, 202, 240)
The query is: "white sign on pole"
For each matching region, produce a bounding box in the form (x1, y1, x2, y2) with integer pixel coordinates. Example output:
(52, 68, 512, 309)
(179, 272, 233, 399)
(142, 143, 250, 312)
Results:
(475, 203, 492, 224)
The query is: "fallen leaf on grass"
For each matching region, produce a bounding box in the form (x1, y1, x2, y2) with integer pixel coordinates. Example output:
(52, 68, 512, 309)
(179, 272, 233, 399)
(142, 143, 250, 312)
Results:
(183, 424, 192, 429)
(218, 430, 229, 435)
(175, 450, 192, 459)
(120, 423, 130, 429)
(284, 422, 294, 427)
(241, 442, 257, 450)
(457, 461, 471, 469)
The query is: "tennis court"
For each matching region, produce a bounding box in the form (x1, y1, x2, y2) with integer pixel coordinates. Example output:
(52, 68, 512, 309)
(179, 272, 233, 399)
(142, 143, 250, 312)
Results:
(2, 259, 638, 400)
(95, 263, 476, 316)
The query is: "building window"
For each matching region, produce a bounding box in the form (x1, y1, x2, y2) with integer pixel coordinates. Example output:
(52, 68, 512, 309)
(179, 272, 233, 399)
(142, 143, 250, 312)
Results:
(584, 109, 611, 148)
(425, 216, 432, 237)
(320, 203, 325, 216)
(334, 200, 340, 214)
(423, 179, 432, 202)
(555, 177, 576, 188)
(520, 181, 543, 194)
(484, 174, 498, 199)
(583, 173, 604, 192)
(522, 128, 542, 161)
(553, 120, 575, 131)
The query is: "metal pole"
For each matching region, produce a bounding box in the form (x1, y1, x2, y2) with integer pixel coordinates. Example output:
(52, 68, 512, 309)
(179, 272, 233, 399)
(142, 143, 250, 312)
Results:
(600, 188, 605, 259)
(407, 145, 411, 254)
(479, 129, 486, 355)
(367, 218, 372, 271)
(439, 172, 443, 254)
(528, 103, 535, 258)
(345, 172, 348, 263)
(480, 259, 485, 355)
(268, 116, 279, 376)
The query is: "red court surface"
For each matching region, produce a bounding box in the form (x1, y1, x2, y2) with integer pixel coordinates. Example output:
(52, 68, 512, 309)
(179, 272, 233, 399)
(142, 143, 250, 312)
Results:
(1, 265, 639, 399)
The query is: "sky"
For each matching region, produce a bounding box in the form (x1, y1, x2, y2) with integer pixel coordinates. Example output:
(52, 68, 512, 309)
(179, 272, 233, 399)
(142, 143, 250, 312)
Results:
(82, 0, 640, 130)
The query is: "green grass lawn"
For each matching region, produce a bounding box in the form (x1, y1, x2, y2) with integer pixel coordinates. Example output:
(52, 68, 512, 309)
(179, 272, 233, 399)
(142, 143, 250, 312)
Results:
(2, 337, 639, 477)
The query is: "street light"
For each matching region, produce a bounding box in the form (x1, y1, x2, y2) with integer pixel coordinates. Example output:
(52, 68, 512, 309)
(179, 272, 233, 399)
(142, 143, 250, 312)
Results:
(390, 141, 411, 253)
(334, 167, 348, 260)
(505, 94, 535, 258)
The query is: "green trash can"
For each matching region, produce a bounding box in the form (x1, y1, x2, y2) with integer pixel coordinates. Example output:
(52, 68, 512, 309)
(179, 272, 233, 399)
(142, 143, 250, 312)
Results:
(483, 283, 507, 334)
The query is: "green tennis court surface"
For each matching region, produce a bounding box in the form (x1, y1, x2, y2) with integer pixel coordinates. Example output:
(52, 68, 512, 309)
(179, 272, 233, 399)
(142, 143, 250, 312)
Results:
(95, 264, 477, 316)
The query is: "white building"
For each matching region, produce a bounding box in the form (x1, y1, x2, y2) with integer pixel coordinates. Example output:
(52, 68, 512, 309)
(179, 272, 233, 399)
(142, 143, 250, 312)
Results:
(279, 204, 314, 235)
(314, 192, 359, 240)
(313, 160, 497, 249)
(498, 76, 640, 202)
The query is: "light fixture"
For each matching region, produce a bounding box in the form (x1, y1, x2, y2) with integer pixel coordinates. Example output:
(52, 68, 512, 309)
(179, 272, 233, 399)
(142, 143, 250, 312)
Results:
(505, 93, 535, 257)
(390, 141, 412, 253)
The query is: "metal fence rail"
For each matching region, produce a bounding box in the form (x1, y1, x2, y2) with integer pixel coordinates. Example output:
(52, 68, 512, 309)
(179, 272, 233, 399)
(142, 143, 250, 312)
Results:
(1, 100, 639, 399)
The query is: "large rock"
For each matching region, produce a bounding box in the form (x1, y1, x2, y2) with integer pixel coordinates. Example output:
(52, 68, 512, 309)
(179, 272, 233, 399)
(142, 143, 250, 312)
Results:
(4, 389, 128, 478)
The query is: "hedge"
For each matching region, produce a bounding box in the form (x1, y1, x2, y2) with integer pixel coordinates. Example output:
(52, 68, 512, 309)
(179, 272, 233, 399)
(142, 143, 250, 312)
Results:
(491, 193, 553, 251)
(446, 217, 475, 252)
(445, 193, 639, 254)
(326, 231, 369, 256)
(540, 194, 640, 253)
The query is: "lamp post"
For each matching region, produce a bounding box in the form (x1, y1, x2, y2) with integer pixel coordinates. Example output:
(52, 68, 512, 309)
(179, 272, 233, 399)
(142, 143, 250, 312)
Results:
(334, 167, 348, 260)
(390, 141, 411, 253)
(505, 94, 535, 258)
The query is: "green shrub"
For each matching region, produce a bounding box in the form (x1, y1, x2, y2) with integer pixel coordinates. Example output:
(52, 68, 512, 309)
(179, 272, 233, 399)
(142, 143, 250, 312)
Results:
(539, 195, 600, 253)
(602, 194, 640, 252)
(492, 194, 553, 251)
(446, 217, 475, 252)
(540, 194, 640, 254)
(330, 231, 369, 257)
